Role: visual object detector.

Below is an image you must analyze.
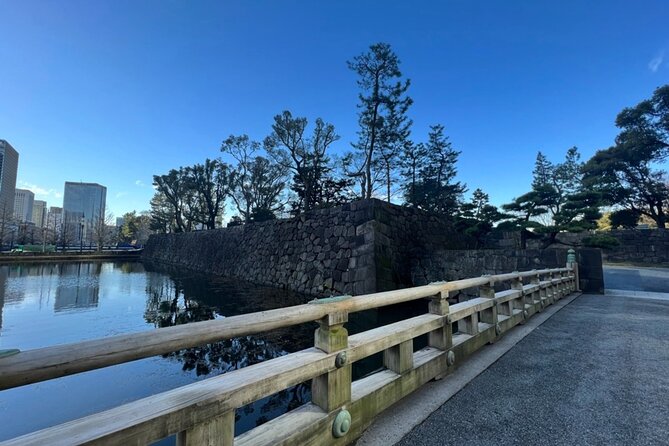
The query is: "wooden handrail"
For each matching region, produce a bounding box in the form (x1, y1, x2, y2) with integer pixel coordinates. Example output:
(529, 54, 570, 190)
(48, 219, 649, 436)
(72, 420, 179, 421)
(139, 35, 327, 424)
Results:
(0, 268, 562, 391)
(0, 265, 579, 446)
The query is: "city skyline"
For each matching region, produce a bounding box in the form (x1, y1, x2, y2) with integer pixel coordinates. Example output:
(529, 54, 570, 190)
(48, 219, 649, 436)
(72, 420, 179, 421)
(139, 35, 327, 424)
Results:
(1, 1, 668, 218)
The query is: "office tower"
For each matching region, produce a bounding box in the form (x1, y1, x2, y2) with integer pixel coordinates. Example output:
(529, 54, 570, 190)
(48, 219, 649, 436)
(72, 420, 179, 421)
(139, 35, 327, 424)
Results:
(0, 140, 19, 219)
(62, 182, 107, 240)
(14, 188, 34, 222)
(32, 200, 47, 227)
(47, 206, 63, 233)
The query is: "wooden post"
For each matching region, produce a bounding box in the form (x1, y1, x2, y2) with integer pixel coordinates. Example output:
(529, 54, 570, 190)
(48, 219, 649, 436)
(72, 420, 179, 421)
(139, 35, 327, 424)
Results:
(312, 311, 351, 412)
(479, 278, 497, 325)
(510, 273, 524, 316)
(428, 291, 452, 350)
(384, 340, 413, 374)
(531, 272, 541, 311)
(547, 271, 556, 304)
(176, 410, 234, 446)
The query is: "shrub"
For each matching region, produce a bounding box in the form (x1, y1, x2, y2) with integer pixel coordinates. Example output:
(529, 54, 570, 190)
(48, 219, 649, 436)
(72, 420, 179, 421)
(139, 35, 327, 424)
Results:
(582, 234, 620, 249)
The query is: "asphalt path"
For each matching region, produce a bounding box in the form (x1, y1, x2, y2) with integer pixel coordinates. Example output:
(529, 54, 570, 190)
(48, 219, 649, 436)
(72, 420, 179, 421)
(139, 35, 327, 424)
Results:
(604, 264, 669, 293)
(395, 292, 669, 446)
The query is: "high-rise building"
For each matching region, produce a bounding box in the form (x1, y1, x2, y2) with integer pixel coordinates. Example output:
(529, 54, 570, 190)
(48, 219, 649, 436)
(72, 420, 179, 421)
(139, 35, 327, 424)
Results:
(32, 200, 47, 227)
(0, 140, 19, 219)
(62, 182, 107, 240)
(14, 188, 34, 222)
(47, 206, 63, 233)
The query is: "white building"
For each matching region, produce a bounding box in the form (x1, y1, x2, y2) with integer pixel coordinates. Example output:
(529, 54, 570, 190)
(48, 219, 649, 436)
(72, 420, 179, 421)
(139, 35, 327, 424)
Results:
(14, 188, 34, 222)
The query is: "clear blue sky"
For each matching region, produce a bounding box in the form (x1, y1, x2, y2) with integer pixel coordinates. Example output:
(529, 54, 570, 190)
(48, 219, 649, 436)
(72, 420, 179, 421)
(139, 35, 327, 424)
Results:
(1, 0, 668, 217)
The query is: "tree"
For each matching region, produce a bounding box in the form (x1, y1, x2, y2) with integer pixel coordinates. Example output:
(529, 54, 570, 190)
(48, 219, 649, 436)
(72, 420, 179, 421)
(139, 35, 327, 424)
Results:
(458, 188, 507, 246)
(502, 147, 602, 247)
(583, 84, 669, 228)
(150, 192, 177, 233)
(400, 141, 428, 205)
(348, 42, 412, 199)
(377, 86, 413, 202)
(264, 111, 340, 212)
(407, 125, 466, 217)
(92, 211, 116, 251)
(120, 211, 153, 244)
(185, 159, 229, 229)
(153, 168, 191, 233)
(221, 135, 287, 222)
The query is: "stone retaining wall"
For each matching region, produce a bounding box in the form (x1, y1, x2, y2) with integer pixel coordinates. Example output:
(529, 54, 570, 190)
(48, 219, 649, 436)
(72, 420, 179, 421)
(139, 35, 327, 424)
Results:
(488, 228, 668, 265)
(144, 199, 602, 296)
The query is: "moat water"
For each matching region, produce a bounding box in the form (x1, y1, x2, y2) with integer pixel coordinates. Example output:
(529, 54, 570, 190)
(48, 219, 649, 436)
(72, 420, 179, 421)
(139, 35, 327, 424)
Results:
(0, 260, 427, 443)
(0, 261, 320, 443)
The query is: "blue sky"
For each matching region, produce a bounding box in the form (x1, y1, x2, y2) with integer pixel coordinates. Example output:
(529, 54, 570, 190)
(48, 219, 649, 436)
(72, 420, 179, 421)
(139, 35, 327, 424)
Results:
(1, 0, 668, 217)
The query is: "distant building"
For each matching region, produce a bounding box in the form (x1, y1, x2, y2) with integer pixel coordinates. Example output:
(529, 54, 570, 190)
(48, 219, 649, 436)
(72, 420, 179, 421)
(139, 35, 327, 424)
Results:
(62, 182, 107, 240)
(32, 200, 47, 227)
(116, 217, 124, 228)
(47, 206, 63, 233)
(14, 188, 34, 222)
(0, 140, 19, 218)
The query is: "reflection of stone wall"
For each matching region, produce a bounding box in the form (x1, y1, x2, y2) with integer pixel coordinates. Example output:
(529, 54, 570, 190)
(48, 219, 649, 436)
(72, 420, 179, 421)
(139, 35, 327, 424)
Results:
(144, 200, 603, 296)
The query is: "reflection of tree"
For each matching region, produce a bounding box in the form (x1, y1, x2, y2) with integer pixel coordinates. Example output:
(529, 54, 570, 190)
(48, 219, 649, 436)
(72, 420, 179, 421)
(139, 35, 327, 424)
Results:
(143, 265, 314, 433)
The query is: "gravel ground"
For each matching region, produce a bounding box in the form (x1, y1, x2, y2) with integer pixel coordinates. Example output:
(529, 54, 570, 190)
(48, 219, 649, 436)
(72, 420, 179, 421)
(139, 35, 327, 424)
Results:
(396, 293, 669, 446)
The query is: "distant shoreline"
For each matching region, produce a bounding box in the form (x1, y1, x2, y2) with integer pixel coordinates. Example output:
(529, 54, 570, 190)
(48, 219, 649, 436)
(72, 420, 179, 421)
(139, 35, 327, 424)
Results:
(0, 250, 142, 264)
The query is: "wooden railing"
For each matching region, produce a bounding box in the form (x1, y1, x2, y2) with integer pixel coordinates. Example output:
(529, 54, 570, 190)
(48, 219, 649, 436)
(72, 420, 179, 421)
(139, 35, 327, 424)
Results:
(0, 264, 579, 445)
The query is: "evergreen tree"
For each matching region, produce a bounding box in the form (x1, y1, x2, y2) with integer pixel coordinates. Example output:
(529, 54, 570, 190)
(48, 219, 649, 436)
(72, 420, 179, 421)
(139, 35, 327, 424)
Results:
(347, 42, 412, 199)
(409, 125, 466, 217)
(264, 111, 340, 212)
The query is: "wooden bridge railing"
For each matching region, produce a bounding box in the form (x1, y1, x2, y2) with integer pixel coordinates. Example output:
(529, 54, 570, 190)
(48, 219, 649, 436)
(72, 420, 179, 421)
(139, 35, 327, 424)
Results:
(0, 263, 579, 446)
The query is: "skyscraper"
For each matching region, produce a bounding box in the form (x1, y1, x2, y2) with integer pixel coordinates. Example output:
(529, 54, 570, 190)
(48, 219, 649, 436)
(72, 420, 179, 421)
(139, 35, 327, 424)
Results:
(0, 140, 19, 219)
(32, 200, 47, 227)
(14, 189, 34, 222)
(62, 182, 107, 240)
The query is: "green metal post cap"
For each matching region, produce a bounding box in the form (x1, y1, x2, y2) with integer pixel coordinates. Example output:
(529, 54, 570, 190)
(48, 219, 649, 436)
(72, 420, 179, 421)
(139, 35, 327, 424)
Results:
(567, 248, 576, 264)
(447, 350, 455, 366)
(335, 351, 347, 368)
(332, 409, 351, 438)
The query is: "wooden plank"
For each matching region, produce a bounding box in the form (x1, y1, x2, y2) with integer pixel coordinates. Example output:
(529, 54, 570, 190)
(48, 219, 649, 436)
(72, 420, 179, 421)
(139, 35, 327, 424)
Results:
(0, 348, 336, 446)
(176, 410, 234, 446)
(383, 340, 413, 374)
(448, 298, 494, 322)
(2, 313, 447, 445)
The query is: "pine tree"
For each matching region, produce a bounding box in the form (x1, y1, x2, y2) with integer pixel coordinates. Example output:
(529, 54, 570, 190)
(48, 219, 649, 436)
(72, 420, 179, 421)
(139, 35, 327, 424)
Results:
(347, 42, 412, 199)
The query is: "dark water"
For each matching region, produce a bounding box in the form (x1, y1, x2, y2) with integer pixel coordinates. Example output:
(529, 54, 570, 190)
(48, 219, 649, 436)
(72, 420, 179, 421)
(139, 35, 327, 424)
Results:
(0, 261, 318, 443)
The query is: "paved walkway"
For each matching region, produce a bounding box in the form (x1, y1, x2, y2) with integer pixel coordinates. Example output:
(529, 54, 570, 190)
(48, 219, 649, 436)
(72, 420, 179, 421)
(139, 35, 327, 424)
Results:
(394, 292, 669, 445)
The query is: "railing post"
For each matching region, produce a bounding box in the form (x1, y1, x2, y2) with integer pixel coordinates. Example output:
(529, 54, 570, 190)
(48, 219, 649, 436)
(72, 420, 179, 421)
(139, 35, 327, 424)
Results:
(479, 277, 498, 337)
(530, 272, 542, 312)
(312, 311, 351, 412)
(547, 271, 556, 304)
(428, 290, 453, 350)
(176, 411, 234, 446)
(510, 272, 525, 321)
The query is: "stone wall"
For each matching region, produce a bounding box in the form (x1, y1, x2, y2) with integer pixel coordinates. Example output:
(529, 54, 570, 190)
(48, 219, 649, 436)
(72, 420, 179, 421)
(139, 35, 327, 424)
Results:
(411, 247, 603, 294)
(144, 199, 601, 296)
(144, 201, 377, 296)
(487, 228, 669, 265)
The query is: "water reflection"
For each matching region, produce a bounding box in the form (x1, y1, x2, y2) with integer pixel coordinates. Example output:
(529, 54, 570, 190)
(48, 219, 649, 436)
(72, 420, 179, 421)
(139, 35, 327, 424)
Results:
(54, 263, 101, 312)
(0, 261, 314, 442)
